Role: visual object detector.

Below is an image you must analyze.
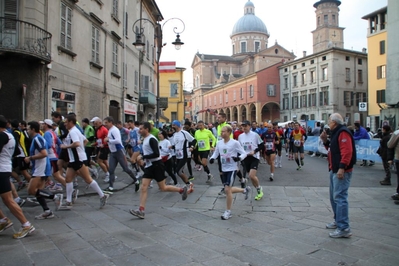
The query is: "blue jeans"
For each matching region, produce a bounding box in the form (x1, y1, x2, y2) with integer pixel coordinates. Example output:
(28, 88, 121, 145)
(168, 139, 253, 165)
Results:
(329, 170, 352, 230)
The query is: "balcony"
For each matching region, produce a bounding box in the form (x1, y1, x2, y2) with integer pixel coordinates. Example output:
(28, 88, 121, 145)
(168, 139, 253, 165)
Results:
(139, 90, 157, 107)
(0, 17, 52, 63)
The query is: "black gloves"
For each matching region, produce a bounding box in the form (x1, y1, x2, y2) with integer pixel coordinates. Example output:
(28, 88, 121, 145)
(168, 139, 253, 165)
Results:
(209, 158, 215, 164)
(233, 157, 240, 162)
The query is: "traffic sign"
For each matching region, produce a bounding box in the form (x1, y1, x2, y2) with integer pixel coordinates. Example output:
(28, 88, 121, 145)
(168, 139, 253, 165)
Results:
(359, 102, 367, 111)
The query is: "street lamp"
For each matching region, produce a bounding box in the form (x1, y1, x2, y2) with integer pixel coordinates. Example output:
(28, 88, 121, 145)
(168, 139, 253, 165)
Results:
(132, 17, 185, 127)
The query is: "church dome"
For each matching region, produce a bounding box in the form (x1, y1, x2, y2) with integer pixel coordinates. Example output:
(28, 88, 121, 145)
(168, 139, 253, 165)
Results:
(231, 1, 269, 36)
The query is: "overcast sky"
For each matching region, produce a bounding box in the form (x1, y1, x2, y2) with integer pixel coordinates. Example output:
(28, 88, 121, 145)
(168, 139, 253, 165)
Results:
(156, 0, 387, 89)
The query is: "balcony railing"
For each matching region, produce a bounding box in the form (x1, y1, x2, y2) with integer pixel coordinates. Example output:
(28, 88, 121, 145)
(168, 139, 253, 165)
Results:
(0, 17, 52, 62)
(139, 90, 157, 106)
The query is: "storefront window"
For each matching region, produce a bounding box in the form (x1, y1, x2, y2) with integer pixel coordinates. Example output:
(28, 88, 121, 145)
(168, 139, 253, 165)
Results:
(51, 90, 75, 114)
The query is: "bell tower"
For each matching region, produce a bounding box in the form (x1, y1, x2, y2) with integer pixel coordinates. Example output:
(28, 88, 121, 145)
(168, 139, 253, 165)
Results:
(312, 0, 345, 53)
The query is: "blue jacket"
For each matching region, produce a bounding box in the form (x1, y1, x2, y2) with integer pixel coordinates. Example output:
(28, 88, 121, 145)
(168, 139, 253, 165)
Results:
(353, 126, 370, 140)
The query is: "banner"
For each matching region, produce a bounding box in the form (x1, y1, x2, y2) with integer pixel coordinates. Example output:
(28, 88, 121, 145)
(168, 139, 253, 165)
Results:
(304, 136, 382, 163)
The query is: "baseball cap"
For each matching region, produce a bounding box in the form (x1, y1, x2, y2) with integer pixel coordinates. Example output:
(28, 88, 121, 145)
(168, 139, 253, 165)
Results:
(172, 120, 181, 128)
(90, 116, 100, 122)
(148, 120, 154, 125)
(241, 120, 251, 126)
(44, 119, 53, 127)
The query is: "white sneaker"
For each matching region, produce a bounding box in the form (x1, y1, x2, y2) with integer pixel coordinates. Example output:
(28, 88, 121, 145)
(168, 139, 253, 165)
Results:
(278, 163, 282, 168)
(311, 153, 316, 157)
(221, 210, 232, 220)
(104, 177, 109, 183)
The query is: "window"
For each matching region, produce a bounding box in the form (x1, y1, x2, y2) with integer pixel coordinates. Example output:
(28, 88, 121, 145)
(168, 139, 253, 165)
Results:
(141, 75, 149, 90)
(284, 77, 288, 89)
(345, 68, 351, 81)
(284, 68, 288, 72)
(318, 16, 320, 26)
(308, 90, 317, 106)
(302, 62, 305, 67)
(267, 84, 276, 96)
(354, 92, 367, 106)
(226, 92, 228, 103)
(170, 83, 178, 97)
(240, 88, 243, 99)
(310, 70, 315, 83)
(233, 90, 236, 101)
(61, 3, 72, 50)
(377, 65, 386, 79)
(112, 42, 118, 74)
(358, 58, 362, 65)
(240, 42, 247, 53)
(322, 56, 327, 61)
(91, 26, 100, 64)
(283, 94, 289, 110)
(322, 67, 328, 81)
(112, 0, 118, 17)
(171, 112, 177, 121)
(123, 63, 127, 87)
(319, 87, 329, 106)
(292, 95, 299, 109)
(293, 75, 297, 87)
(232, 44, 235, 54)
(344, 91, 352, 106)
(300, 94, 307, 108)
(301, 73, 306, 85)
(345, 56, 350, 61)
(214, 96, 216, 105)
(358, 70, 363, 83)
(146, 41, 149, 59)
(310, 59, 314, 64)
(380, 40, 385, 55)
(249, 85, 254, 97)
(324, 15, 328, 24)
(254, 41, 260, 52)
(219, 94, 222, 104)
(124, 12, 128, 37)
(332, 14, 336, 24)
(293, 65, 297, 70)
(134, 71, 138, 91)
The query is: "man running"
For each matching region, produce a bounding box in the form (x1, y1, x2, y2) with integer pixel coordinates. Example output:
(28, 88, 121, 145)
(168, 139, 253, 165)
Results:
(290, 122, 307, 170)
(129, 122, 193, 219)
(0, 115, 35, 239)
(261, 124, 279, 181)
(210, 125, 250, 220)
(194, 120, 216, 183)
(91, 117, 110, 179)
(238, 120, 264, 200)
(273, 122, 284, 168)
(60, 115, 109, 209)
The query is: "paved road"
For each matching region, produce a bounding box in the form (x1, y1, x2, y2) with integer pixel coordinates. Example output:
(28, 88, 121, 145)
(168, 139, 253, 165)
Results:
(1, 154, 398, 266)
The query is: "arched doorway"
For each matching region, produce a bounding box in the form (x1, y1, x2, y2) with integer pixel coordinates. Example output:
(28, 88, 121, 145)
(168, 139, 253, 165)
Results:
(261, 102, 280, 122)
(249, 104, 256, 122)
(226, 108, 231, 121)
(241, 105, 247, 122)
(109, 100, 120, 121)
(232, 106, 238, 122)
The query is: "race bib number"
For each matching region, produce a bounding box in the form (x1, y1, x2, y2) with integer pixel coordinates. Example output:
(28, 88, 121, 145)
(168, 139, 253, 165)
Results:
(221, 157, 231, 164)
(145, 159, 152, 167)
(266, 142, 273, 150)
(97, 139, 102, 146)
(176, 149, 183, 158)
(198, 140, 205, 149)
(243, 144, 252, 151)
(294, 140, 301, 147)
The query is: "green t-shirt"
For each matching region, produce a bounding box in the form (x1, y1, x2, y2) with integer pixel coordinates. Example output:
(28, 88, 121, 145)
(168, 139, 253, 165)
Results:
(195, 129, 216, 151)
(84, 125, 95, 147)
(217, 122, 232, 142)
(150, 127, 160, 140)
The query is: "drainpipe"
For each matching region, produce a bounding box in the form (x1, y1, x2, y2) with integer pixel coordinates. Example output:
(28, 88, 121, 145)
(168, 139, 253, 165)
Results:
(103, 28, 107, 118)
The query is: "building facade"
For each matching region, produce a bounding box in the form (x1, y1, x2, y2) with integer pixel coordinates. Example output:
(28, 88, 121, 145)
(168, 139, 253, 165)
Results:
(0, 0, 162, 122)
(280, 0, 368, 126)
(159, 65, 185, 122)
(190, 0, 295, 123)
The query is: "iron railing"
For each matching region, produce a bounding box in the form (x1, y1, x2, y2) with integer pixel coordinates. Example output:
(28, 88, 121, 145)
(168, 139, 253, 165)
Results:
(0, 17, 52, 62)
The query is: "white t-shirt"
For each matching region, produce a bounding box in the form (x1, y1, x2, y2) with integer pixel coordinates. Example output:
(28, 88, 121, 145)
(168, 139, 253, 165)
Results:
(107, 126, 123, 152)
(66, 126, 87, 163)
(172, 130, 194, 159)
(238, 131, 263, 160)
(211, 139, 247, 172)
(159, 139, 172, 160)
(142, 134, 161, 168)
(0, 131, 15, 172)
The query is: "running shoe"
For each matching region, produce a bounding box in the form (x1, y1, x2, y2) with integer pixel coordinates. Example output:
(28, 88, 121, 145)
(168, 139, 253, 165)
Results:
(297, 166, 302, 170)
(181, 186, 188, 200)
(53, 194, 63, 210)
(72, 189, 79, 203)
(218, 188, 226, 196)
(300, 159, 304, 166)
(206, 174, 213, 183)
(240, 178, 247, 189)
(391, 193, 399, 200)
(27, 197, 40, 205)
(49, 183, 63, 193)
(134, 180, 140, 192)
(100, 193, 109, 209)
(243, 186, 251, 200)
(104, 176, 109, 183)
(326, 221, 337, 229)
(187, 183, 194, 194)
(17, 199, 26, 208)
(188, 176, 195, 181)
(58, 201, 72, 210)
(221, 210, 232, 220)
(255, 187, 263, 201)
(103, 187, 114, 194)
(329, 228, 352, 238)
(35, 211, 55, 220)
(17, 181, 27, 191)
(197, 166, 202, 171)
(0, 218, 13, 233)
(278, 163, 282, 168)
(90, 167, 99, 179)
(12, 225, 35, 239)
(129, 209, 145, 219)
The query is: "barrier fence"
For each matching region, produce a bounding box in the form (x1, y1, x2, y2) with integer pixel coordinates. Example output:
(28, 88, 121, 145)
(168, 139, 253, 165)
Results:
(304, 136, 382, 163)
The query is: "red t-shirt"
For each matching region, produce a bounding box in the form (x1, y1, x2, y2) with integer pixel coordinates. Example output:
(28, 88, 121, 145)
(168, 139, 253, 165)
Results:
(233, 130, 243, 140)
(96, 125, 109, 148)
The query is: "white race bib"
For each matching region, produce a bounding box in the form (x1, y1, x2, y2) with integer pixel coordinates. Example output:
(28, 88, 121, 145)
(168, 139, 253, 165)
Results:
(266, 142, 273, 150)
(198, 140, 205, 149)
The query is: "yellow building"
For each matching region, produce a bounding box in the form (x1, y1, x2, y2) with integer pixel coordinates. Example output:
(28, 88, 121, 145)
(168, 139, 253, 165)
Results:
(362, 7, 388, 130)
(159, 65, 186, 123)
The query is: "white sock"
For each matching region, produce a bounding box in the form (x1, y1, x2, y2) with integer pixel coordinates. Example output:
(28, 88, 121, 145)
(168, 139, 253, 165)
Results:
(22, 221, 31, 227)
(89, 180, 104, 197)
(14, 197, 21, 203)
(0, 217, 7, 223)
(66, 182, 73, 202)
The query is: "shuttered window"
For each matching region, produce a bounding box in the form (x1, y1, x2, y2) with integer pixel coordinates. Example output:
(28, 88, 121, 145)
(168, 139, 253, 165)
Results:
(61, 3, 72, 49)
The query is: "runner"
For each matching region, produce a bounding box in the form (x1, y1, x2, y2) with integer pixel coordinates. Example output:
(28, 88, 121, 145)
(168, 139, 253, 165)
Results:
(91, 117, 110, 180)
(129, 122, 193, 219)
(194, 121, 216, 183)
(290, 122, 307, 170)
(261, 124, 279, 181)
(273, 122, 284, 168)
